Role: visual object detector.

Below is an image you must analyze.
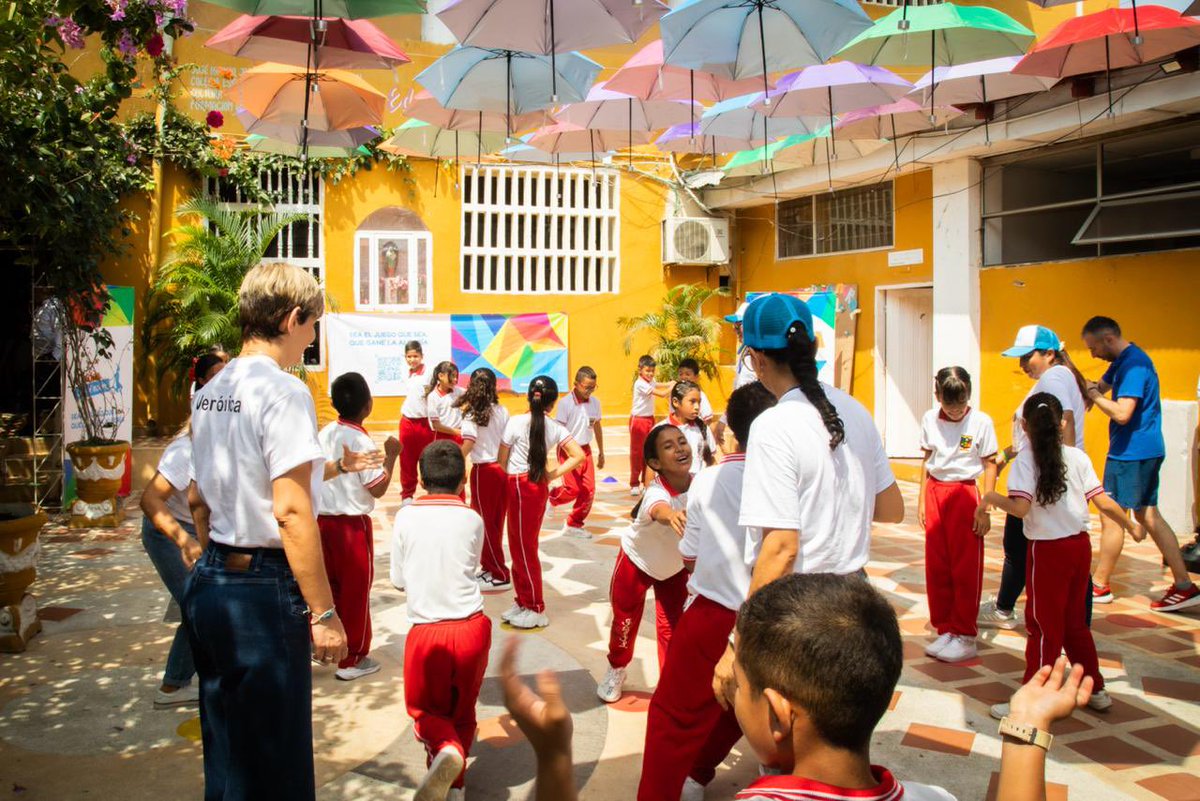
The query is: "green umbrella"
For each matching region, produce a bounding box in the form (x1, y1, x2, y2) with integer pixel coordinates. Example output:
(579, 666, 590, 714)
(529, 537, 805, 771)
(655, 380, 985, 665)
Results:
(201, 0, 426, 18)
(247, 134, 369, 158)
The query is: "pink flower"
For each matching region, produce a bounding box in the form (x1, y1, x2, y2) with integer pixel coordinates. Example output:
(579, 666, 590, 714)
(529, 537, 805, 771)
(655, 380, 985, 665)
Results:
(206, 110, 224, 129)
(116, 29, 138, 59)
(46, 16, 85, 49)
(146, 33, 164, 57)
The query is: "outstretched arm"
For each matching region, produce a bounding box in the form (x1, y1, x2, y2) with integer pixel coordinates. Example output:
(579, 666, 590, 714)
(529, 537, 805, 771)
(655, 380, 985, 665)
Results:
(501, 638, 577, 801)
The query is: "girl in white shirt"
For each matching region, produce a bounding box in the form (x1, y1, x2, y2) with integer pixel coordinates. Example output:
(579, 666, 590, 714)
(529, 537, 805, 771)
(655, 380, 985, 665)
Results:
(498, 376, 585, 630)
(977, 393, 1135, 720)
(398, 340, 431, 505)
(426, 361, 465, 444)
(597, 424, 693, 705)
(459, 367, 512, 590)
(645, 380, 716, 485)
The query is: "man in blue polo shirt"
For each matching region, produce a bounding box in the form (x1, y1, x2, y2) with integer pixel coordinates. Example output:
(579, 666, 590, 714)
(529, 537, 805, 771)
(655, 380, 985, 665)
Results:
(1082, 316, 1199, 613)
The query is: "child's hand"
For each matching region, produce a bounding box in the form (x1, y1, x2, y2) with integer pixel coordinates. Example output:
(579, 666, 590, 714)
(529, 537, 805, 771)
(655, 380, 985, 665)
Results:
(596, 452, 605, 470)
(1008, 656, 1093, 731)
(667, 509, 687, 537)
(342, 444, 384, 472)
(917, 498, 926, 529)
(1129, 521, 1146, 542)
(501, 638, 573, 760)
(974, 507, 992, 537)
(384, 436, 401, 460)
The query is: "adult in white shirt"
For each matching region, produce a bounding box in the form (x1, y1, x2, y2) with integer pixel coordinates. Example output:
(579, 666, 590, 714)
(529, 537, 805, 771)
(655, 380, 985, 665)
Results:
(184, 263, 347, 801)
(712, 293, 903, 705)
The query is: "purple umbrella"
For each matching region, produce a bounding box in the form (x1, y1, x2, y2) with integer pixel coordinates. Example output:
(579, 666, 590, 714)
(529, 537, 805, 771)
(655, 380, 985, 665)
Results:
(655, 122, 764, 154)
(834, 97, 963, 139)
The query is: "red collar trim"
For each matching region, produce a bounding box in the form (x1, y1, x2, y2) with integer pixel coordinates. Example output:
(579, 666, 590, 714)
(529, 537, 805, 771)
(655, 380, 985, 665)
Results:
(409, 365, 425, 377)
(653, 474, 687, 497)
(436, 386, 454, 397)
(413, 494, 468, 508)
(668, 413, 699, 428)
(337, 418, 369, 435)
(721, 453, 746, 463)
(737, 767, 901, 801)
(938, 407, 971, 422)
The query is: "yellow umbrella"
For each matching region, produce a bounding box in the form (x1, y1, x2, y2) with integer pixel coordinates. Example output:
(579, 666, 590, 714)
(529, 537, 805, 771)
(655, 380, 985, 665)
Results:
(225, 63, 385, 132)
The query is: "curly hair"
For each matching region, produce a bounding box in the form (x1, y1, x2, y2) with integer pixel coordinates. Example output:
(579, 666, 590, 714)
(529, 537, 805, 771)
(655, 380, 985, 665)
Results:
(457, 367, 498, 427)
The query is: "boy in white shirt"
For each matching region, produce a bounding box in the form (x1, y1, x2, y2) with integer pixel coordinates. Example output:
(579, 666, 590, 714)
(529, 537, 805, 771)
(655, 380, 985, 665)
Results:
(549, 366, 605, 538)
(317, 372, 400, 681)
(629, 355, 669, 496)
(394, 441, 491, 801)
(676, 358, 714, 426)
(399, 340, 433, 505)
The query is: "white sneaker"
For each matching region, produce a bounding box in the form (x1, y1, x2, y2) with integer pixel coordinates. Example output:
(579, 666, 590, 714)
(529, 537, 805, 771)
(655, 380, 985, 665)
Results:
(990, 702, 1010, 721)
(596, 666, 626, 703)
(630, 486, 642, 497)
(925, 633, 954, 658)
(153, 684, 199, 709)
(415, 746, 464, 801)
(335, 656, 382, 681)
(508, 608, 549, 629)
(501, 603, 522, 622)
(476, 572, 512, 590)
(681, 776, 705, 801)
(401, 497, 414, 508)
(1087, 689, 1113, 712)
(563, 525, 591, 539)
(447, 789, 465, 801)
(978, 599, 1019, 630)
(936, 636, 977, 663)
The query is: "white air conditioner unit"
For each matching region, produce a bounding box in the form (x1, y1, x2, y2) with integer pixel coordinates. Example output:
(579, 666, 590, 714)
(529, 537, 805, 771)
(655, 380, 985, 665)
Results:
(662, 217, 731, 266)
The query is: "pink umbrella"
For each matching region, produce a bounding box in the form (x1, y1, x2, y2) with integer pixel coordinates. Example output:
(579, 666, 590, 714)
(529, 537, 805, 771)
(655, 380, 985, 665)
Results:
(206, 15, 410, 70)
(529, 121, 652, 155)
(909, 56, 1057, 106)
(834, 97, 963, 140)
(557, 82, 696, 167)
(226, 63, 385, 131)
(403, 89, 549, 133)
(605, 39, 771, 104)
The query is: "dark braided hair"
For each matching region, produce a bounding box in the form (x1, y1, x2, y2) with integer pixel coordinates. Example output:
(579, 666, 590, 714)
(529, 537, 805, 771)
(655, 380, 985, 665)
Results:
(760, 324, 844, 449)
(526, 375, 558, 484)
(458, 367, 498, 427)
(1023, 392, 1068, 506)
(669, 379, 712, 464)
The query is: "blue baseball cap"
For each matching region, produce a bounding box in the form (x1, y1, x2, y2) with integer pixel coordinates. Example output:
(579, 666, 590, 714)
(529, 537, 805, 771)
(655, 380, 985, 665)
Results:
(741, 293, 815, 350)
(1002, 325, 1063, 358)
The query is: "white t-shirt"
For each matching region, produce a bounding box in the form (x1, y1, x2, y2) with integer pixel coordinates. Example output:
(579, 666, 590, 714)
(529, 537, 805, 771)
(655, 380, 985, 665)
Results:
(620, 475, 687, 581)
(698, 389, 714, 423)
(190, 354, 324, 549)
(1007, 445, 1104, 541)
(317, 420, 386, 516)
(428, 386, 465, 431)
(502, 413, 573, 475)
(155, 434, 193, 525)
(652, 416, 717, 475)
(1013, 365, 1086, 452)
(393, 496, 485, 624)
(919, 408, 998, 483)
(631, 376, 656, 417)
(680, 454, 754, 611)
(461, 404, 510, 464)
(400, 366, 430, 419)
(740, 384, 893, 575)
(555, 391, 601, 446)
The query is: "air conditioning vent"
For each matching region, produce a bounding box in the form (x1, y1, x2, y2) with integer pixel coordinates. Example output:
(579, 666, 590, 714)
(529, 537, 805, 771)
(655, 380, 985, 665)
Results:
(662, 217, 731, 265)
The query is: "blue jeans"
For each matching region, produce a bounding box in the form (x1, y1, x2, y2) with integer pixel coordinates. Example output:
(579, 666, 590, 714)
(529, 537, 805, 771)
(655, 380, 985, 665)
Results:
(141, 516, 197, 687)
(183, 543, 315, 801)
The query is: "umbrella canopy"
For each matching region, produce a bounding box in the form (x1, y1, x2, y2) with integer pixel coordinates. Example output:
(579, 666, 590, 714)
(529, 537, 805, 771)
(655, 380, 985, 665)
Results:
(528, 122, 652, 153)
(838, 3, 1035, 67)
(226, 63, 385, 130)
(205, 15, 409, 70)
(403, 89, 549, 132)
(909, 56, 1057, 106)
(556, 82, 698, 131)
(700, 92, 822, 142)
(757, 62, 912, 117)
(199, 0, 425, 16)
(236, 107, 381, 146)
(437, 0, 667, 54)
(604, 39, 769, 103)
(247, 134, 368, 158)
(380, 119, 508, 159)
(655, 122, 765, 154)
(500, 142, 610, 163)
(1012, 6, 1200, 78)
(834, 98, 963, 139)
(416, 46, 601, 116)
(723, 130, 888, 177)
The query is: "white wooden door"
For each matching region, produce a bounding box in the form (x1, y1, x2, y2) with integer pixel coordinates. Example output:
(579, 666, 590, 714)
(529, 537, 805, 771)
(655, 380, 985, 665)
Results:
(882, 287, 934, 458)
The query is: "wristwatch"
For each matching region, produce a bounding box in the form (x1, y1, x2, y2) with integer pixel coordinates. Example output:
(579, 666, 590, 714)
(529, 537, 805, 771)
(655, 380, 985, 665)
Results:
(336, 457, 347, 474)
(999, 717, 1053, 751)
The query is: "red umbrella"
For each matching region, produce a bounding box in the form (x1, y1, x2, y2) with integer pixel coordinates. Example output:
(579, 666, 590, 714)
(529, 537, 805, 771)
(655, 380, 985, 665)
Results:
(206, 15, 410, 70)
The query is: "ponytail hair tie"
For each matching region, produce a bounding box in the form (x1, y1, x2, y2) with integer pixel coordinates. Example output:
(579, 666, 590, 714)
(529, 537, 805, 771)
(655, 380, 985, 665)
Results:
(187, 356, 199, 383)
(532, 390, 542, 400)
(1036, 402, 1050, 409)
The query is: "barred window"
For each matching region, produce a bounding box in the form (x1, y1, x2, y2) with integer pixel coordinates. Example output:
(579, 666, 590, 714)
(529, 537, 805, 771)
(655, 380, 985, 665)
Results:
(776, 182, 894, 258)
(460, 164, 620, 294)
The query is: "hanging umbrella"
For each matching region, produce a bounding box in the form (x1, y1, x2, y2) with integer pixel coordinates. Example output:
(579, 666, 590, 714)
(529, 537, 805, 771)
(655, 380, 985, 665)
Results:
(556, 82, 698, 131)
(403, 89, 549, 133)
(500, 142, 610, 164)
(199, 0, 425, 16)
(838, 3, 1034, 67)
(380, 119, 508, 159)
(247, 134, 369, 158)
(236, 107, 381, 146)
(437, 0, 667, 102)
(723, 130, 887, 177)
(605, 39, 770, 104)
(205, 15, 409, 69)
(655, 122, 764, 154)
(835, 98, 963, 139)
(528, 121, 654, 153)
(700, 92, 822, 143)
(226, 63, 385, 130)
(909, 56, 1057, 106)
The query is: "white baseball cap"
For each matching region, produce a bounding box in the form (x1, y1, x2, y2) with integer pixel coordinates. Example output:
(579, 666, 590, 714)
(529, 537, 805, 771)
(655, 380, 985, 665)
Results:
(724, 302, 750, 323)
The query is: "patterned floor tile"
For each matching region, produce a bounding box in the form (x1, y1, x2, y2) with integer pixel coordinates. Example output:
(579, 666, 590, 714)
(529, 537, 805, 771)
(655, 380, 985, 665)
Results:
(900, 723, 975, 757)
(1064, 736, 1158, 771)
(1129, 723, 1200, 758)
(1136, 772, 1200, 801)
(1141, 676, 1200, 703)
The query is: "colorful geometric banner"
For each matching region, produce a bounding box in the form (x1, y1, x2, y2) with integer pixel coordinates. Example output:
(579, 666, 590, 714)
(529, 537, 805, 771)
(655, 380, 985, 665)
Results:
(451, 313, 569, 393)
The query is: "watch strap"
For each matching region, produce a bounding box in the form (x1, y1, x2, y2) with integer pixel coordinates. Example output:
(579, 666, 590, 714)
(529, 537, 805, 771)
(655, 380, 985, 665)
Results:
(999, 717, 1052, 750)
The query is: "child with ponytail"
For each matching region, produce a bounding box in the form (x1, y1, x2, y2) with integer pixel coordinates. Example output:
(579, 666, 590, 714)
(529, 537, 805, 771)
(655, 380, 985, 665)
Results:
(459, 368, 511, 590)
(498, 376, 586, 629)
(644, 380, 716, 486)
(977, 392, 1136, 720)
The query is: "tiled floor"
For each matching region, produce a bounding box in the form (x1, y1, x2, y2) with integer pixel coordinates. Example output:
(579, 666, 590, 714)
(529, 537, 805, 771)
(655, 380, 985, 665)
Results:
(0, 424, 1197, 801)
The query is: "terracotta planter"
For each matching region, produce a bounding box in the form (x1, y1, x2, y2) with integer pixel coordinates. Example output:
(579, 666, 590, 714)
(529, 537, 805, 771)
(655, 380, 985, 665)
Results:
(66, 441, 130, 528)
(0, 504, 47, 652)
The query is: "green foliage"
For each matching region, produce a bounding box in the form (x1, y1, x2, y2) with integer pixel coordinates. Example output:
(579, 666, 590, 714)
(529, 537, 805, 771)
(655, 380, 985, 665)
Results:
(617, 283, 730, 381)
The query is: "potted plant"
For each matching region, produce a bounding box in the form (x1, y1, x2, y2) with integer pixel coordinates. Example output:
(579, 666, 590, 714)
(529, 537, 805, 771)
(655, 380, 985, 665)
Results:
(0, 503, 49, 652)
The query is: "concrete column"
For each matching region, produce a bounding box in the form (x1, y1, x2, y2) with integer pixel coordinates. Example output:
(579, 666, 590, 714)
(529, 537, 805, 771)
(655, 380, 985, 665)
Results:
(931, 158, 982, 400)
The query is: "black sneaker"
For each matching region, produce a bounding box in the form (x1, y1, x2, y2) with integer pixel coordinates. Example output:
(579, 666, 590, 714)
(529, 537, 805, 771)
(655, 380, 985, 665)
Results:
(476, 572, 512, 590)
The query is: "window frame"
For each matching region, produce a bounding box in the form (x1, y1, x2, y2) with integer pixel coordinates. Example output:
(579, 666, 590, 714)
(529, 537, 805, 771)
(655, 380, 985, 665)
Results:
(774, 181, 896, 261)
(353, 230, 435, 312)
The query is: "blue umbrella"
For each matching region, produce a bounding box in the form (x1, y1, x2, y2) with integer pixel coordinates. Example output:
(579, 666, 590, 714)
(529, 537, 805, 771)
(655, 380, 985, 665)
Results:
(701, 92, 821, 143)
(661, 0, 872, 102)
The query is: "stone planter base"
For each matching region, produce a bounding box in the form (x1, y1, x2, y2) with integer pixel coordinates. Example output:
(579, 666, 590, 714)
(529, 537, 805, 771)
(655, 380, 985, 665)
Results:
(0, 594, 41, 653)
(0, 505, 47, 652)
(66, 442, 130, 529)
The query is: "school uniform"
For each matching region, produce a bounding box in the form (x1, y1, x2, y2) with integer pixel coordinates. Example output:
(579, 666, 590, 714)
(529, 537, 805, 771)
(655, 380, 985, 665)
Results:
(502, 414, 573, 613)
(698, 389, 714, 424)
(399, 365, 434, 500)
(651, 414, 718, 475)
(185, 354, 326, 801)
(638, 454, 752, 801)
(396, 496, 491, 791)
(428, 385, 466, 444)
(629, 376, 656, 488)
(607, 475, 689, 670)
(462, 404, 511, 582)
(920, 408, 997, 639)
(317, 418, 387, 670)
(549, 391, 601, 528)
(1007, 447, 1105, 690)
(736, 767, 956, 801)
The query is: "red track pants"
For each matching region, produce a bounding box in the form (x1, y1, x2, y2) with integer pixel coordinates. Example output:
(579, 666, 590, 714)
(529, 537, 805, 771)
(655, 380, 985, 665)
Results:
(470, 462, 509, 582)
(639, 595, 744, 800)
(317, 514, 374, 670)
(506, 473, 549, 613)
(629, 416, 655, 489)
(924, 478, 984, 638)
(399, 417, 435, 500)
(403, 612, 492, 790)
(1024, 533, 1104, 690)
(607, 549, 688, 669)
(549, 444, 595, 528)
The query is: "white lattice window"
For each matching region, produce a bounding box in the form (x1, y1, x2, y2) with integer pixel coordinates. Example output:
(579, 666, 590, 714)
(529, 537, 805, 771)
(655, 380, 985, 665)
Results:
(776, 181, 894, 259)
(205, 166, 326, 368)
(460, 164, 620, 294)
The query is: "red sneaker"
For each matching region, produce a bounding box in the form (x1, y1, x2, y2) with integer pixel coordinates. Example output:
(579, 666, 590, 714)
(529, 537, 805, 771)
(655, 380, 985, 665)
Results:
(1092, 584, 1114, 604)
(1150, 583, 1200, 613)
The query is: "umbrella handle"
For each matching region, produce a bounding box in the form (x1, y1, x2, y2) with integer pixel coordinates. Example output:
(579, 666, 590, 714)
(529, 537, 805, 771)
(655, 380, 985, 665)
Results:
(757, 4, 770, 105)
(550, 0, 558, 103)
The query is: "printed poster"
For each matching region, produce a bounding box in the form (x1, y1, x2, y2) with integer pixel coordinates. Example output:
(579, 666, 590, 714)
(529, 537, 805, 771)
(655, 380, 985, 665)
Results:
(324, 314, 453, 398)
